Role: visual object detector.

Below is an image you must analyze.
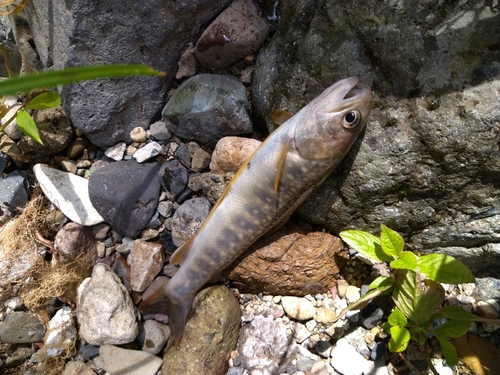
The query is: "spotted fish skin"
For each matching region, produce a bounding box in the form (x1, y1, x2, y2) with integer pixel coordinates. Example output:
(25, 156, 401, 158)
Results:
(155, 77, 373, 346)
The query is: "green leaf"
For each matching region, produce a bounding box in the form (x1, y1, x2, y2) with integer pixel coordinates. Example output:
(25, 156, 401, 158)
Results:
(380, 224, 405, 257)
(390, 251, 418, 271)
(388, 326, 411, 352)
(369, 276, 395, 292)
(388, 307, 408, 327)
(435, 333, 458, 366)
(24, 91, 61, 110)
(418, 254, 475, 284)
(434, 319, 471, 338)
(339, 230, 393, 262)
(392, 269, 445, 325)
(0, 64, 165, 96)
(432, 306, 478, 321)
(16, 110, 43, 144)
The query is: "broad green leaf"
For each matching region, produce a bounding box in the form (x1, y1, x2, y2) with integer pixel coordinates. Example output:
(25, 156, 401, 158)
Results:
(392, 269, 445, 325)
(418, 254, 475, 284)
(0, 64, 165, 96)
(434, 319, 471, 338)
(380, 224, 405, 257)
(369, 276, 395, 292)
(25, 91, 61, 110)
(16, 110, 43, 144)
(432, 306, 478, 321)
(388, 326, 410, 352)
(339, 230, 393, 262)
(388, 307, 407, 327)
(390, 251, 418, 271)
(435, 333, 458, 366)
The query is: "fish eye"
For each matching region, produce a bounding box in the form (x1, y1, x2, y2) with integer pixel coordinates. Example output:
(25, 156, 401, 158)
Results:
(343, 110, 361, 129)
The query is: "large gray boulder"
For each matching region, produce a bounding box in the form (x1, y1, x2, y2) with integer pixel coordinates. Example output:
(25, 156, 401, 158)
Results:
(25, 0, 232, 147)
(252, 0, 500, 277)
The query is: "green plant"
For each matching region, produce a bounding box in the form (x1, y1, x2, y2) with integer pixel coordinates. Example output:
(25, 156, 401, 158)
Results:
(0, 64, 165, 144)
(337, 225, 490, 374)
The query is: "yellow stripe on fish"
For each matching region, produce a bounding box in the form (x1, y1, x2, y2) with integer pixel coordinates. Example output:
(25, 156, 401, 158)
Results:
(140, 76, 374, 347)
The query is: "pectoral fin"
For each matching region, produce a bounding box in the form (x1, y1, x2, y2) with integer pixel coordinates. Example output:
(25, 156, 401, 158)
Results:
(269, 109, 294, 126)
(274, 138, 291, 191)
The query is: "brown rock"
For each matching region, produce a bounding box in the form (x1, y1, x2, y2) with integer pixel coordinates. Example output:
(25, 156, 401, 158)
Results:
(195, 0, 270, 69)
(452, 333, 500, 375)
(54, 222, 98, 264)
(162, 285, 240, 375)
(224, 223, 348, 296)
(210, 136, 261, 174)
(130, 240, 165, 292)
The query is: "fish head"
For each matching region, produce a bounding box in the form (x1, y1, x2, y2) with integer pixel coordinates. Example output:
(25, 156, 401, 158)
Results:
(293, 76, 373, 161)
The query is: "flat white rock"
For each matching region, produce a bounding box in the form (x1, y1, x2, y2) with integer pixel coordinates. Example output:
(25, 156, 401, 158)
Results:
(330, 338, 370, 375)
(33, 164, 104, 226)
(94, 344, 163, 375)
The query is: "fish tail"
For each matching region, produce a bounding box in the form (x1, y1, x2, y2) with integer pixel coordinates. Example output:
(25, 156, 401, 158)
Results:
(139, 280, 193, 346)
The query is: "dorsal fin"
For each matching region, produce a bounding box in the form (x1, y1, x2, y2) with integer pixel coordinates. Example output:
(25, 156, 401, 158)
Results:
(274, 138, 291, 191)
(170, 236, 195, 265)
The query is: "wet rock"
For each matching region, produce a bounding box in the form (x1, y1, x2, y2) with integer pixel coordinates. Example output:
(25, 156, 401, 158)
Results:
(62, 360, 96, 375)
(239, 314, 296, 375)
(54, 222, 98, 264)
(95, 344, 163, 375)
(0, 311, 45, 344)
(0, 170, 28, 208)
(137, 320, 170, 355)
(130, 239, 164, 292)
(210, 136, 261, 174)
(89, 160, 160, 238)
(133, 141, 163, 163)
(195, 0, 270, 69)
(162, 74, 253, 148)
(330, 338, 370, 375)
(171, 197, 211, 247)
(77, 264, 138, 345)
(149, 121, 171, 141)
(159, 159, 188, 197)
(224, 224, 348, 296)
(163, 285, 240, 375)
(17, 107, 73, 156)
(105, 142, 127, 161)
(281, 296, 316, 321)
(66, 137, 90, 159)
(26, 0, 233, 147)
(32, 306, 76, 360)
(191, 147, 211, 172)
(34, 164, 105, 226)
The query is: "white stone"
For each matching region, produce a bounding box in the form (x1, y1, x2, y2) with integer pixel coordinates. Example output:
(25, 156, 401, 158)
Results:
(281, 296, 316, 321)
(330, 338, 370, 375)
(105, 142, 126, 161)
(33, 164, 104, 226)
(95, 345, 163, 375)
(133, 141, 162, 162)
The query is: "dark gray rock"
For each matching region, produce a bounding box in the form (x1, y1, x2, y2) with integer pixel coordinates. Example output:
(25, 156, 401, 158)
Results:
(0, 152, 8, 173)
(252, 0, 500, 277)
(25, 0, 233, 147)
(163, 74, 253, 148)
(0, 170, 27, 208)
(171, 197, 211, 247)
(89, 160, 160, 238)
(0, 312, 45, 344)
(174, 143, 191, 167)
(361, 307, 384, 330)
(159, 159, 188, 197)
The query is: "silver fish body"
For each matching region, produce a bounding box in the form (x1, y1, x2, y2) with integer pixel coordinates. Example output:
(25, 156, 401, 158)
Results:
(151, 76, 373, 345)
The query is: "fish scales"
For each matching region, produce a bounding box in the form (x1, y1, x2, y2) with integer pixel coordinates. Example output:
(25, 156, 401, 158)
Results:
(141, 77, 374, 346)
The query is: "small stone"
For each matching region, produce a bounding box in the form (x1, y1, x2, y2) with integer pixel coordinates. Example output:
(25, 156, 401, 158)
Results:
(0, 170, 28, 208)
(176, 43, 197, 79)
(34, 164, 104, 226)
(330, 338, 370, 375)
(66, 137, 90, 159)
(293, 322, 311, 343)
(59, 159, 77, 174)
(362, 307, 384, 329)
(157, 200, 173, 218)
(137, 320, 169, 355)
(54, 222, 97, 264)
(133, 141, 162, 163)
(34, 305, 76, 359)
(310, 360, 329, 375)
(159, 159, 188, 196)
(171, 197, 211, 247)
(305, 319, 317, 332)
(92, 223, 110, 240)
(315, 307, 337, 324)
(174, 143, 191, 166)
(337, 279, 350, 299)
(281, 296, 316, 321)
(129, 240, 164, 292)
(95, 345, 162, 375)
(315, 340, 333, 358)
(210, 136, 261, 174)
(476, 299, 499, 319)
(0, 311, 45, 344)
(105, 142, 127, 161)
(62, 361, 96, 375)
(345, 285, 361, 303)
(130, 126, 147, 143)
(149, 121, 171, 140)
(191, 147, 211, 172)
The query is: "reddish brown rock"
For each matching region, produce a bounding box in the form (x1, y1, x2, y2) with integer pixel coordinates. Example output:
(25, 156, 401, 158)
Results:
(195, 0, 270, 69)
(223, 223, 348, 296)
(54, 222, 98, 264)
(130, 240, 165, 292)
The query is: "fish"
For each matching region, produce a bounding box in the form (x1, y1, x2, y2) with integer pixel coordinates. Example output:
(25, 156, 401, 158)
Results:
(141, 76, 373, 346)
